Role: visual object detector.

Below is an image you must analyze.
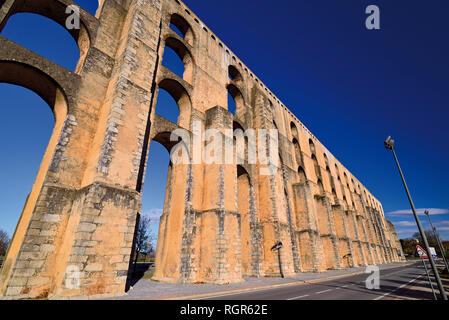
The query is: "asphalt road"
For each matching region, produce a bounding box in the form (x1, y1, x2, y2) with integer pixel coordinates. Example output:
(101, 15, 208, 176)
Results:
(197, 262, 445, 300)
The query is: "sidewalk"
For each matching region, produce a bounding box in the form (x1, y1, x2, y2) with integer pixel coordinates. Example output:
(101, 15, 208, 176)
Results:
(111, 261, 414, 300)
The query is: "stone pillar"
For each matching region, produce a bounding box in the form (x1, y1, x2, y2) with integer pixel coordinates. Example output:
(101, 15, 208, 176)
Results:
(333, 204, 356, 268)
(322, 196, 343, 269)
(196, 106, 243, 283)
(303, 183, 327, 272)
(281, 166, 301, 273)
(349, 210, 367, 267)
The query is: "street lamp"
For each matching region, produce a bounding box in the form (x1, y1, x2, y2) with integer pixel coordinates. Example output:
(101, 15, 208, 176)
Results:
(424, 210, 449, 272)
(384, 136, 447, 300)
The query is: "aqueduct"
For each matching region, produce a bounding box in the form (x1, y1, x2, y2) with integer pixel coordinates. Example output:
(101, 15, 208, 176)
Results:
(0, 0, 404, 299)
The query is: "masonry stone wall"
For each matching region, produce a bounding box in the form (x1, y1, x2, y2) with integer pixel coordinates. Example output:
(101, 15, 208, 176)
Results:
(0, 0, 404, 299)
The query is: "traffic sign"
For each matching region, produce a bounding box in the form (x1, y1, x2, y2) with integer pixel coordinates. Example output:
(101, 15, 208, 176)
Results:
(429, 247, 437, 258)
(416, 245, 428, 258)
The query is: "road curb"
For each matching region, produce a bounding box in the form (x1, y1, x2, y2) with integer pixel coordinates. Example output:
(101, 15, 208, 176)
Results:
(163, 262, 416, 300)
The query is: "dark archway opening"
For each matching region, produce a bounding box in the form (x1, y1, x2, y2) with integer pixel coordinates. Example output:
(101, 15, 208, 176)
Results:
(227, 84, 243, 117)
(129, 139, 171, 286)
(155, 88, 180, 124)
(290, 122, 299, 140)
(1, 13, 81, 72)
(237, 165, 253, 276)
(0, 83, 54, 266)
(169, 13, 194, 46)
(228, 65, 242, 82)
(162, 37, 194, 83)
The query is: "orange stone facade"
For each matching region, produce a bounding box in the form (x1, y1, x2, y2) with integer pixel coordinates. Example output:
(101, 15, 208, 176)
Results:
(0, 0, 404, 299)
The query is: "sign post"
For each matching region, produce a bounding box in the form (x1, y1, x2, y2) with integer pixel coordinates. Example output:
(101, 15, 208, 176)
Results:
(271, 242, 284, 278)
(417, 245, 437, 300)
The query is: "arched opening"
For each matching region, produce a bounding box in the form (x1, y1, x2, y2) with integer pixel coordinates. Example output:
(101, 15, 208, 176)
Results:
(163, 37, 194, 83)
(157, 79, 191, 128)
(325, 165, 334, 189)
(292, 138, 302, 165)
(227, 84, 244, 117)
(233, 121, 247, 165)
(332, 188, 338, 203)
(290, 122, 299, 140)
(169, 13, 194, 46)
(1, 13, 81, 72)
(298, 166, 307, 183)
(335, 164, 341, 181)
(132, 140, 170, 281)
(154, 88, 180, 124)
(237, 165, 253, 276)
(0, 61, 69, 281)
(228, 65, 242, 82)
(317, 179, 325, 195)
(311, 154, 321, 180)
(0, 84, 54, 260)
(323, 154, 329, 167)
(308, 139, 316, 155)
(146, 130, 192, 282)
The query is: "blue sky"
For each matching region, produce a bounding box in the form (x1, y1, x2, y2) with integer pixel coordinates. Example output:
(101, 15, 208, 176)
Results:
(0, 0, 448, 243)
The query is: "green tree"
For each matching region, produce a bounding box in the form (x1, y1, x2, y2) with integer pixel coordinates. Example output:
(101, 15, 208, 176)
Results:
(133, 214, 154, 265)
(412, 230, 443, 255)
(0, 229, 10, 256)
(400, 238, 418, 256)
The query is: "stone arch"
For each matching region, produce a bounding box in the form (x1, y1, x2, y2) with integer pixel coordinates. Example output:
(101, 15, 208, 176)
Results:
(311, 154, 321, 181)
(146, 130, 191, 199)
(323, 153, 330, 166)
(292, 138, 301, 165)
(236, 165, 256, 276)
(0, 60, 69, 293)
(334, 163, 341, 182)
(233, 121, 248, 164)
(169, 12, 194, 46)
(332, 188, 338, 203)
(151, 129, 193, 283)
(317, 179, 325, 195)
(298, 166, 307, 183)
(163, 37, 194, 84)
(157, 78, 192, 128)
(290, 122, 299, 140)
(227, 83, 245, 117)
(151, 130, 186, 154)
(0, 0, 96, 74)
(308, 138, 316, 155)
(0, 60, 69, 117)
(228, 65, 243, 82)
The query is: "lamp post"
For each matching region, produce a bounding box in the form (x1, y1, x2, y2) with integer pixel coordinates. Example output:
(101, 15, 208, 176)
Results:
(384, 136, 447, 300)
(424, 210, 449, 272)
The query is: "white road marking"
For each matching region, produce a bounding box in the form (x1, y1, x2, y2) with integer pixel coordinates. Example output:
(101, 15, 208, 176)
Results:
(287, 294, 309, 300)
(373, 274, 424, 300)
(193, 286, 288, 300)
(316, 289, 332, 294)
